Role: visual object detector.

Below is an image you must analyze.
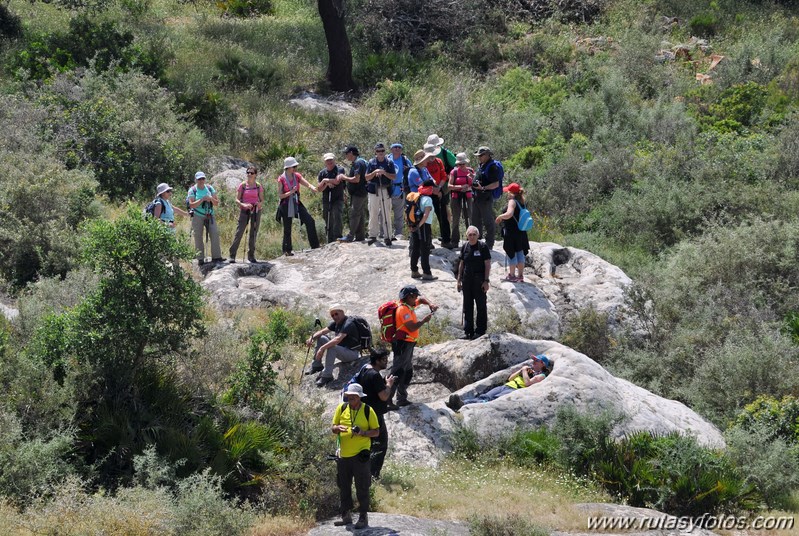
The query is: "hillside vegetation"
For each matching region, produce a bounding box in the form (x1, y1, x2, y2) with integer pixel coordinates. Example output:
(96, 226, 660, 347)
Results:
(2, 0, 799, 532)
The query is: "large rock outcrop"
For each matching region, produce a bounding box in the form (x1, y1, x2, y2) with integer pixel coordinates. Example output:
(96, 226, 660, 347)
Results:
(304, 334, 724, 467)
(201, 240, 632, 340)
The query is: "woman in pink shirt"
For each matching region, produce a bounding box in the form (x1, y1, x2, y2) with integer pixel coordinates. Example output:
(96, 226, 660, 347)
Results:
(277, 157, 321, 256)
(229, 165, 264, 262)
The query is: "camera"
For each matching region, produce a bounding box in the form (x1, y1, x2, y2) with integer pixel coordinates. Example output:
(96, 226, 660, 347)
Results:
(472, 178, 481, 189)
(351, 426, 361, 434)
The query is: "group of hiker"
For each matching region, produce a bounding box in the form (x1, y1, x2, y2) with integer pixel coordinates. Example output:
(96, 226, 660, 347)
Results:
(306, 279, 554, 529)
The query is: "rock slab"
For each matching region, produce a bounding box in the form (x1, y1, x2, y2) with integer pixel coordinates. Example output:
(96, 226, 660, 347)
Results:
(307, 513, 469, 536)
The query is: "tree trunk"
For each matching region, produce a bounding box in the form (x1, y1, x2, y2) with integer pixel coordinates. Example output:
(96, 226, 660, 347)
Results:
(317, 0, 356, 91)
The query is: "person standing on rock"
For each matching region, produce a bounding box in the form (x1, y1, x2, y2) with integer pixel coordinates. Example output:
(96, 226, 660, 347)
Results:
(306, 304, 363, 387)
(389, 143, 412, 239)
(277, 156, 320, 256)
(456, 225, 491, 340)
(496, 182, 530, 282)
(357, 348, 395, 479)
(229, 165, 264, 263)
(331, 383, 379, 529)
(423, 142, 453, 249)
(317, 153, 346, 243)
(448, 152, 474, 247)
(445, 355, 552, 411)
(187, 171, 223, 265)
(388, 285, 438, 410)
(471, 146, 502, 249)
(337, 145, 368, 243)
(409, 178, 437, 281)
(365, 143, 396, 246)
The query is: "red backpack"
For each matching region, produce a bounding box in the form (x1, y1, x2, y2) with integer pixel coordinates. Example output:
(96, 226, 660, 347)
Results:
(377, 301, 400, 342)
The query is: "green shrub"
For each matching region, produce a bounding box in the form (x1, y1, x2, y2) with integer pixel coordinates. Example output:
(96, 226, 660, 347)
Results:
(561, 305, 613, 362)
(216, 0, 274, 17)
(354, 51, 421, 88)
(216, 49, 282, 93)
(552, 405, 620, 475)
(496, 427, 559, 466)
(689, 13, 718, 37)
(38, 69, 208, 199)
(10, 15, 165, 81)
(469, 513, 550, 536)
(450, 424, 483, 460)
(373, 79, 413, 108)
(507, 146, 546, 169)
(733, 395, 799, 443)
(725, 422, 799, 510)
(0, 4, 22, 40)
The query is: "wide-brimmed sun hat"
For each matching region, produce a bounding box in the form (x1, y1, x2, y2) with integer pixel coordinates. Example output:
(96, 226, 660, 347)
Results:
(423, 143, 441, 156)
(455, 152, 469, 165)
(343, 383, 365, 398)
(283, 156, 299, 169)
(413, 150, 431, 166)
(426, 133, 445, 147)
(156, 183, 173, 195)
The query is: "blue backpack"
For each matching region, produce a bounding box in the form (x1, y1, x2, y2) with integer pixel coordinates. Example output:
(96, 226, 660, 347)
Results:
(341, 364, 371, 402)
(486, 160, 504, 200)
(516, 203, 534, 232)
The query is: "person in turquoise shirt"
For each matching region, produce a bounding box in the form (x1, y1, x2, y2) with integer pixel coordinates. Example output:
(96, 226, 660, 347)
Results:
(152, 182, 188, 234)
(187, 171, 223, 265)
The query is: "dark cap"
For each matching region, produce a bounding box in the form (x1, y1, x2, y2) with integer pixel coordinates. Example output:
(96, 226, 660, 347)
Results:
(399, 285, 420, 300)
(473, 146, 492, 156)
(343, 145, 359, 156)
(374, 142, 386, 150)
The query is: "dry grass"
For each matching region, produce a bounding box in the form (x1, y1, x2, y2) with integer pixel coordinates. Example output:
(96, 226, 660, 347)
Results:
(248, 515, 315, 536)
(375, 458, 610, 531)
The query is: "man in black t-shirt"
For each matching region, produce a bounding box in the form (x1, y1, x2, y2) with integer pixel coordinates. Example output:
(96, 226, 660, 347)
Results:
(337, 145, 368, 242)
(318, 152, 346, 243)
(457, 225, 491, 340)
(305, 304, 362, 387)
(357, 348, 395, 479)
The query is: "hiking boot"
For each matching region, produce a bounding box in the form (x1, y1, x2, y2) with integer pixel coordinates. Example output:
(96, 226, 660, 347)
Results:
(367, 237, 377, 245)
(354, 513, 368, 529)
(385, 402, 400, 412)
(197, 260, 205, 266)
(228, 257, 236, 263)
(337, 235, 354, 243)
(421, 273, 438, 281)
(384, 238, 392, 246)
(248, 257, 257, 263)
(459, 333, 474, 340)
(445, 393, 463, 411)
(396, 399, 412, 407)
(316, 376, 333, 388)
(334, 511, 352, 526)
(211, 257, 226, 263)
(305, 361, 324, 375)
(284, 251, 294, 257)
(394, 234, 404, 240)
(410, 271, 422, 279)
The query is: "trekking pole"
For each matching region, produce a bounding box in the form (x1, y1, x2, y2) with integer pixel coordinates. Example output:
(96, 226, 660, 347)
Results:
(326, 189, 332, 243)
(382, 187, 392, 245)
(204, 214, 210, 264)
(300, 318, 323, 383)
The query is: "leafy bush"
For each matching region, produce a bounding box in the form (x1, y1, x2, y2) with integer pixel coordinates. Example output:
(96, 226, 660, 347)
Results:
(353, 51, 421, 88)
(733, 395, 799, 443)
(725, 422, 799, 510)
(561, 305, 613, 362)
(0, 149, 98, 288)
(469, 513, 550, 536)
(38, 69, 208, 199)
(216, 0, 273, 17)
(552, 405, 620, 474)
(0, 4, 22, 40)
(689, 13, 718, 37)
(173, 471, 255, 535)
(216, 49, 282, 93)
(496, 427, 559, 465)
(10, 15, 165, 81)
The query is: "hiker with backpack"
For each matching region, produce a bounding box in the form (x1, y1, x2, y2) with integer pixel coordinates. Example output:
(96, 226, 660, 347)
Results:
(187, 171, 224, 265)
(351, 347, 395, 479)
(457, 225, 491, 340)
(336, 145, 368, 243)
(496, 183, 531, 282)
(445, 355, 552, 412)
(423, 141, 454, 249)
(150, 182, 188, 233)
(229, 165, 264, 263)
(306, 304, 365, 388)
(406, 149, 434, 193)
(389, 143, 412, 239)
(277, 156, 321, 256)
(317, 152, 346, 243)
(408, 178, 438, 281)
(448, 152, 475, 247)
(331, 383, 379, 529)
(471, 146, 503, 249)
(365, 143, 397, 246)
(387, 285, 439, 409)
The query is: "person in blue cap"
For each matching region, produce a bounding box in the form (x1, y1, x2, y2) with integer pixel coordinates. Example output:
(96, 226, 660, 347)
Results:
(389, 143, 412, 239)
(445, 354, 552, 411)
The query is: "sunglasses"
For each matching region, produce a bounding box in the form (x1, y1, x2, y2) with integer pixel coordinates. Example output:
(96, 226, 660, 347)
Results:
(246, 171, 256, 175)
(375, 149, 385, 153)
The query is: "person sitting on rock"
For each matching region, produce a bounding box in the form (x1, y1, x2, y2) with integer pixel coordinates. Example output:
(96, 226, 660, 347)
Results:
(445, 354, 552, 412)
(305, 304, 363, 387)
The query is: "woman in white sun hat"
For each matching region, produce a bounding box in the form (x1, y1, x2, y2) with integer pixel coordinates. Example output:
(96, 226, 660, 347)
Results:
(276, 156, 321, 256)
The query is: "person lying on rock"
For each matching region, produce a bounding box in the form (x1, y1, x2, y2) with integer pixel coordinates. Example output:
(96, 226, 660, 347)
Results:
(445, 354, 552, 412)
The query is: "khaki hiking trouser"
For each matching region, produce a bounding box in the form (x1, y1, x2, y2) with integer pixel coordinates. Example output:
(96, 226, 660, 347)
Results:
(192, 214, 222, 261)
(368, 188, 392, 239)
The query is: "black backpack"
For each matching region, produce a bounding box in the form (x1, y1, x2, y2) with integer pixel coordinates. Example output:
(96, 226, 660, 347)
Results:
(143, 197, 165, 219)
(349, 315, 372, 351)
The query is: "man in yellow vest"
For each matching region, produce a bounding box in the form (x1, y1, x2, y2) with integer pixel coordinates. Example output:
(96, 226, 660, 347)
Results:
(331, 383, 379, 529)
(445, 354, 552, 411)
